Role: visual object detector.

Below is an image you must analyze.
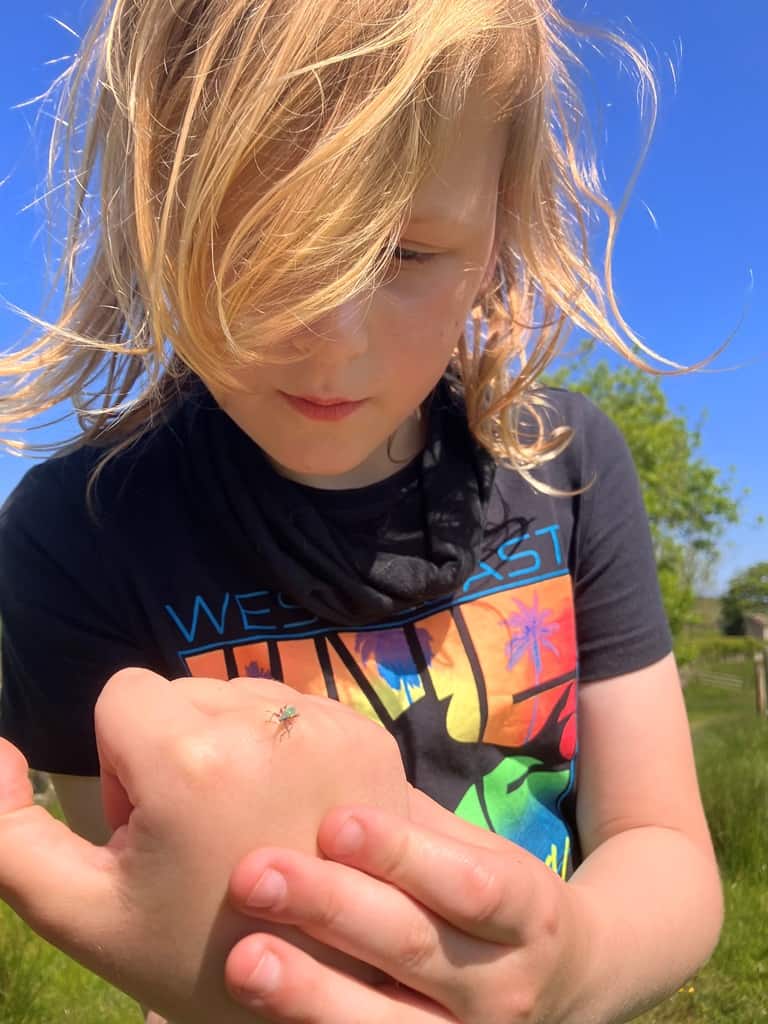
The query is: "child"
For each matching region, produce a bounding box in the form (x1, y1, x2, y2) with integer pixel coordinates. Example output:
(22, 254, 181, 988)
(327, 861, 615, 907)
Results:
(0, 1, 723, 1022)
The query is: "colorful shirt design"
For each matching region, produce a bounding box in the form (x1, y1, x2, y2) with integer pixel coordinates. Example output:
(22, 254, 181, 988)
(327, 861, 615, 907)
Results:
(167, 524, 578, 877)
(0, 386, 672, 884)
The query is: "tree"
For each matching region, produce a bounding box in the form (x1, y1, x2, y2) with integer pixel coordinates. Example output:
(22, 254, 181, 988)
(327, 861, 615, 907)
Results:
(547, 349, 739, 639)
(720, 562, 768, 635)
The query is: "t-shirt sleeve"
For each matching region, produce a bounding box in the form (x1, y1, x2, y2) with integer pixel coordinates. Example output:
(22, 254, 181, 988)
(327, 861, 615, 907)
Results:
(0, 463, 153, 775)
(567, 395, 673, 683)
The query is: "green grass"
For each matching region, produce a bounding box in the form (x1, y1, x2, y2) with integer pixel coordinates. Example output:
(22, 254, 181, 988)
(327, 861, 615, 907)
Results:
(0, 899, 140, 1023)
(635, 878, 768, 1023)
(1, 664, 766, 1023)
(685, 677, 755, 725)
(0, 794, 141, 1022)
(638, 666, 768, 1023)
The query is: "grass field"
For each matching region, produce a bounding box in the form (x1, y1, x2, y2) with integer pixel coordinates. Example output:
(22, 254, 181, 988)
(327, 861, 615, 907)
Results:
(1, 662, 766, 1023)
(637, 665, 768, 1023)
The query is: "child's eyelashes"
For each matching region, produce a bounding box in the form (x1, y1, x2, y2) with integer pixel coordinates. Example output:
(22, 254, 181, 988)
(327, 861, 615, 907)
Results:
(392, 245, 435, 264)
(378, 244, 437, 284)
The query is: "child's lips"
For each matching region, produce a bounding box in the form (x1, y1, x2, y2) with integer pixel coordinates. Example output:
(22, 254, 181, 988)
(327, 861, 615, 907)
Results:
(295, 394, 360, 405)
(279, 392, 368, 421)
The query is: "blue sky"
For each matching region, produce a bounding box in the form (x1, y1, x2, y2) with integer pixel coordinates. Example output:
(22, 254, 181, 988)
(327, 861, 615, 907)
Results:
(0, 1, 765, 595)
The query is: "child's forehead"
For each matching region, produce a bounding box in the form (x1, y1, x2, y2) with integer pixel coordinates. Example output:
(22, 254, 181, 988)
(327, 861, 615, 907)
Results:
(221, 82, 507, 238)
(408, 89, 508, 232)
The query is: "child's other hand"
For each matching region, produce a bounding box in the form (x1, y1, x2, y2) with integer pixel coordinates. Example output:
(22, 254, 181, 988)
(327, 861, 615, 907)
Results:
(223, 654, 722, 1024)
(0, 668, 408, 1024)
(224, 788, 590, 1024)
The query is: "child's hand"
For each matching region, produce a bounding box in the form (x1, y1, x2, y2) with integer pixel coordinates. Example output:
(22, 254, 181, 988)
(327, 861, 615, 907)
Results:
(222, 655, 724, 1024)
(0, 668, 409, 1024)
(223, 789, 591, 1024)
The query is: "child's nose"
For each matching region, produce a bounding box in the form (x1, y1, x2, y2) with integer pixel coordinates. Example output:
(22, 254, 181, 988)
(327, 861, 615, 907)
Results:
(308, 294, 370, 363)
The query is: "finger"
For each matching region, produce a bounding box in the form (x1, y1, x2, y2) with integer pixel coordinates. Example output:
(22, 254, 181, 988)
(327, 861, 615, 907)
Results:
(225, 931, 455, 1024)
(318, 805, 549, 945)
(97, 669, 290, 830)
(0, 739, 117, 950)
(101, 762, 135, 833)
(229, 846, 486, 1007)
(94, 667, 211, 810)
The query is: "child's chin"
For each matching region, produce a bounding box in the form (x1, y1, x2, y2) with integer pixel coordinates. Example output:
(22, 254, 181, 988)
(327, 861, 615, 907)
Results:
(269, 449, 380, 486)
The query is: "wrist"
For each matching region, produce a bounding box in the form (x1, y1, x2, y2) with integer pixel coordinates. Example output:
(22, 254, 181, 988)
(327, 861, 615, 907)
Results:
(558, 828, 723, 1024)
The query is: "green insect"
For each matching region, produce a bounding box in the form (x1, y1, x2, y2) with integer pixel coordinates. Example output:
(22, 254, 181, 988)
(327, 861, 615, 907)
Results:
(266, 703, 300, 739)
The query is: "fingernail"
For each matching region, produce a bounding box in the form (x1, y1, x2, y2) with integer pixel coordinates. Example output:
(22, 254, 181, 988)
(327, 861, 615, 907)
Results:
(240, 950, 281, 998)
(244, 868, 287, 909)
(332, 816, 364, 856)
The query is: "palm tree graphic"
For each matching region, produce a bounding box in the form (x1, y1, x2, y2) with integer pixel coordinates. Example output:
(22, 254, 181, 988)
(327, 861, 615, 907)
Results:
(503, 593, 560, 684)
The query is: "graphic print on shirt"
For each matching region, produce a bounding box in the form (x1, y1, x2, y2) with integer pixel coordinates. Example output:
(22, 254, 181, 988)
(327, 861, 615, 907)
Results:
(165, 523, 577, 879)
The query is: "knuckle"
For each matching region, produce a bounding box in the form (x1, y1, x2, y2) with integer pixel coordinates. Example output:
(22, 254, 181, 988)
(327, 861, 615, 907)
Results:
(377, 827, 412, 878)
(506, 989, 538, 1023)
(539, 886, 561, 941)
(480, 986, 537, 1024)
(106, 665, 147, 688)
(96, 667, 144, 711)
(168, 731, 226, 786)
(530, 872, 562, 942)
(395, 916, 437, 974)
(461, 858, 505, 923)
(312, 885, 346, 933)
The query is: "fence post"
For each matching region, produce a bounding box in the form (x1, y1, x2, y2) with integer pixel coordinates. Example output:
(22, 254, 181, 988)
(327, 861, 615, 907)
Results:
(755, 651, 768, 718)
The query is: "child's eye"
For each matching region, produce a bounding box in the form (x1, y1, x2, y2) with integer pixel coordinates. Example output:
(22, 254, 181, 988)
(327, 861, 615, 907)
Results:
(393, 245, 434, 264)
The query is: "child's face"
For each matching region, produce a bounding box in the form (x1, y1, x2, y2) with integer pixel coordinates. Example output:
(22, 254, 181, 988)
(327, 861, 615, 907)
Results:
(211, 90, 508, 489)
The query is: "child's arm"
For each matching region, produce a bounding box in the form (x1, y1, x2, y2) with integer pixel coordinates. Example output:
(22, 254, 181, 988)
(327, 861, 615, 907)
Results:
(565, 652, 723, 1017)
(221, 652, 722, 1024)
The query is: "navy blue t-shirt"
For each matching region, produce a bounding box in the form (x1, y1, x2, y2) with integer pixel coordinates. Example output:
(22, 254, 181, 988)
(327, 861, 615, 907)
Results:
(0, 380, 671, 877)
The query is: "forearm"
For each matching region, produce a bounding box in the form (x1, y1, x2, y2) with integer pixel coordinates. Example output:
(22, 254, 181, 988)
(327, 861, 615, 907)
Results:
(563, 826, 723, 1024)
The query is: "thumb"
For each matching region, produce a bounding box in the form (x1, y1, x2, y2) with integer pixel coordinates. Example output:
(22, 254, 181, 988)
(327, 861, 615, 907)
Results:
(0, 739, 117, 956)
(0, 736, 35, 814)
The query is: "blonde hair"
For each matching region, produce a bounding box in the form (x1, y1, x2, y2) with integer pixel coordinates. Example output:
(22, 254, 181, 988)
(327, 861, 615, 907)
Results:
(0, 0, 660, 474)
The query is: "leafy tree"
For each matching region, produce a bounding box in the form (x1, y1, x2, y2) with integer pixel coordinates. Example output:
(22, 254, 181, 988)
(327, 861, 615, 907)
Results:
(720, 562, 768, 635)
(547, 349, 739, 638)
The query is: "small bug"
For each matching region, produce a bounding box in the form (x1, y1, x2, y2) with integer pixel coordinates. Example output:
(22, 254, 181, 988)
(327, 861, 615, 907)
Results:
(266, 703, 300, 739)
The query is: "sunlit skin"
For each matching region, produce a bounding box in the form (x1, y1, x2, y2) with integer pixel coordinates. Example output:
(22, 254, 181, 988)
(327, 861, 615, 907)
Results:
(0, 83, 725, 1024)
(209, 89, 508, 489)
